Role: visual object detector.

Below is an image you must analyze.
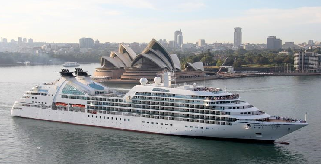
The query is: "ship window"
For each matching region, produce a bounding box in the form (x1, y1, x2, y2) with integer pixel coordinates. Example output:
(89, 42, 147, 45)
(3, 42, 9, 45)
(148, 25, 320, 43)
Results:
(151, 122, 154, 124)
(128, 119, 130, 121)
(112, 117, 113, 120)
(147, 122, 149, 123)
(190, 126, 193, 128)
(92, 115, 93, 117)
(116, 118, 117, 120)
(88, 115, 89, 117)
(142, 121, 145, 123)
(170, 124, 172, 126)
(200, 127, 203, 129)
(100, 116, 101, 119)
(96, 116, 97, 118)
(120, 118, 121, 120)
(104, 116, 105, 119)
(161, 123, 163, 125)
(107, 117, 109, 119)
(185, 126, 188, 127)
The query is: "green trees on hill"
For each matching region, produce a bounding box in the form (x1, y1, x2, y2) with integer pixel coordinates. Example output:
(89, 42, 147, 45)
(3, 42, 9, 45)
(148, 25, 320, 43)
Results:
(178, 49, 295, 69)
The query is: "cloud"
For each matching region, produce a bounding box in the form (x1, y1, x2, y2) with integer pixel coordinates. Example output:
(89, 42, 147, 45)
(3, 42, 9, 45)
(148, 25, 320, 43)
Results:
(0, 1, 320, 44)
(178, 2, 206, 11)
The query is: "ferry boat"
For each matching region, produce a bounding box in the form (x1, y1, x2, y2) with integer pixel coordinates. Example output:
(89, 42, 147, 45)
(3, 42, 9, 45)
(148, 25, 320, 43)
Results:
(11, 68, 308, 142)
(63, 62, 80, 67)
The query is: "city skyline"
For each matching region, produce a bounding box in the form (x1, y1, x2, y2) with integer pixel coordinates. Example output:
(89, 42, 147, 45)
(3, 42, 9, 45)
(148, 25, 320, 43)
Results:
(1, 0, 321, 44)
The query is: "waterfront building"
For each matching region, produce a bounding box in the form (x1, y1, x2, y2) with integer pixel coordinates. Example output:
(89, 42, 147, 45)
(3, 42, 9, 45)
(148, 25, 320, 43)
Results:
(234, 27, 242, 48)
(94, 39, 206, 83)
(79, 38, 94, 48)
(267, 36, 282, 50)
(294, 51, 321, 73)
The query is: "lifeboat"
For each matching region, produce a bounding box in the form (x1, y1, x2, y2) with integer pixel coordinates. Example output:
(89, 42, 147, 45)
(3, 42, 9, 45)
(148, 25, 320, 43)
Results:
(72, 104, 85, 108)
(55, 102, 67, 106)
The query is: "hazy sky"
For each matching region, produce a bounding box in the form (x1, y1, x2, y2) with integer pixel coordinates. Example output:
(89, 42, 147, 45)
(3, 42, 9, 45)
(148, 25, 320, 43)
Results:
(1, 0, 321, 44)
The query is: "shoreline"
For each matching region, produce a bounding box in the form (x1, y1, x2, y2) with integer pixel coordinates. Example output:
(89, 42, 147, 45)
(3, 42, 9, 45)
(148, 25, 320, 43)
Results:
(97, 72, 321, 84)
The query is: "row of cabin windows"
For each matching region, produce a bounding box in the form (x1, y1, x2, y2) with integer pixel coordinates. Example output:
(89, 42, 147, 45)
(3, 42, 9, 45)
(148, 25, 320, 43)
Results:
(142, 121, 172, 126)
(61, 95, 123, 102)
(184, 125, 209, 129)
(29, 93, 48, 96)
(240, 112, 252, 115)
(87, 115, 130, 121)
(31, 101, 47, 104)
(228, 106, 244, 109)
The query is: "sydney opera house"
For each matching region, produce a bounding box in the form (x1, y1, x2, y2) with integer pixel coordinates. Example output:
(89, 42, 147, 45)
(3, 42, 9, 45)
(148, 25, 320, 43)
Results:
(93, 39, 206, 83)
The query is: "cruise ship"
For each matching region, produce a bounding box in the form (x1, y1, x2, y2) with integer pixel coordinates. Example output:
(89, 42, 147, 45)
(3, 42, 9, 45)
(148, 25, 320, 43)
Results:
(11, 68, 308, 142)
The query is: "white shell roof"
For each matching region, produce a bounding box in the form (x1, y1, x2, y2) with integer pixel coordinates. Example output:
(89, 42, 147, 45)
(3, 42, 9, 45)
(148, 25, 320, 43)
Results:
(110, 51, 132, 67)
(119, 44, 137, 60)
(101, 56, 125, 68)
(170, 54, 181, 70)
(132, 53, 168, 69)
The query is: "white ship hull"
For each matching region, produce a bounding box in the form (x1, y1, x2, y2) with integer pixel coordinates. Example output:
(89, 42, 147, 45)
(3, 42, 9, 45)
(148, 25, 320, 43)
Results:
(11, 107, 306, 142)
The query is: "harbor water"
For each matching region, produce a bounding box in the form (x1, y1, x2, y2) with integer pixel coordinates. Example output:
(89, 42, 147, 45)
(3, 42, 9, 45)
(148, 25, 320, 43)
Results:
(0, 64, 320, 164)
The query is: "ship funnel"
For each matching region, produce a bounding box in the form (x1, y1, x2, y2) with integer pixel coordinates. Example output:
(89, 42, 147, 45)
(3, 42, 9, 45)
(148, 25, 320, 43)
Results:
(163, 72, 171, 87)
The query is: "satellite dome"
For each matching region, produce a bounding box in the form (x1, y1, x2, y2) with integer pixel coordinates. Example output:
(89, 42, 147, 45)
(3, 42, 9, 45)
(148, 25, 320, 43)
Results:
(139, 78, 148, 85)
(154, 77, 161, 85)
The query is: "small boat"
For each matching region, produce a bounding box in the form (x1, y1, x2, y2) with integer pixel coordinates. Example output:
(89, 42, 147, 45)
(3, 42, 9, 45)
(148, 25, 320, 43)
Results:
(63, 62, 80, 67)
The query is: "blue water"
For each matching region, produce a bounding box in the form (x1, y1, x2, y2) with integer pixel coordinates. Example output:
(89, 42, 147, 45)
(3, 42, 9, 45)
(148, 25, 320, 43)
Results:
(0, 64, 320, 164)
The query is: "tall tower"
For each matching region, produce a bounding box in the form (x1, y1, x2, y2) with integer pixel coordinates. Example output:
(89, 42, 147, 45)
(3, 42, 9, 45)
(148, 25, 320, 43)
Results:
(234, 27, 242, 48)
(174, 29, 183, 49)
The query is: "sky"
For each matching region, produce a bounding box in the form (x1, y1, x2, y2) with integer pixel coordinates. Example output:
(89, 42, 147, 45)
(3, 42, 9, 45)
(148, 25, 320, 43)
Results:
(0, 0, 321, 44)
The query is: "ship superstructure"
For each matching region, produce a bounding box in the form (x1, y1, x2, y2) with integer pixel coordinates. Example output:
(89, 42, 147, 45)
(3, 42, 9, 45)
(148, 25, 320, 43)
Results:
(11, 68, 308, 142)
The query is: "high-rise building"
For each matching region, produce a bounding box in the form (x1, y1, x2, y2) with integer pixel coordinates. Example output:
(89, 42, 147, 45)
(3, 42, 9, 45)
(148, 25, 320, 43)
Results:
(28, 38, 33, 44)
(234, 27, 242, 48)
(198, 39, 206, 47)
(308, 40, 314, 45)
(267, 36, 282, 50)
(18, 37, 22, 45)
(177, 34, 183, 48)
(79, 37, 94, 48)
(2, 38, 7, 43)
(23, 38, 27, 43)
(174, 29, 183, 49)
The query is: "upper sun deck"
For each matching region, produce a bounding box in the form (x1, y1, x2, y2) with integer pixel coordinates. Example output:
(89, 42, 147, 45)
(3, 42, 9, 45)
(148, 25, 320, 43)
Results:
(124, 83, 239, 101)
